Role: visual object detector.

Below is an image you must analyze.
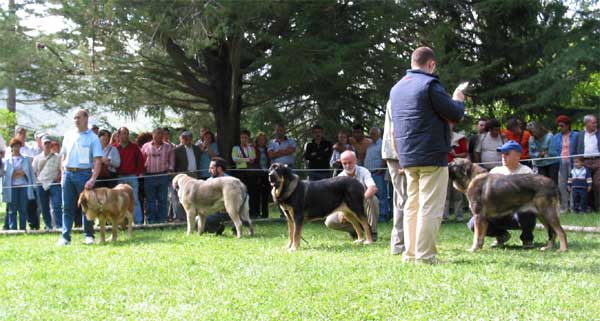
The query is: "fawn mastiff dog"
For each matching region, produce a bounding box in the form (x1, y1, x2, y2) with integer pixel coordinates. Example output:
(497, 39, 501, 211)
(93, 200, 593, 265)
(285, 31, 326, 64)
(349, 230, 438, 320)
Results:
(172, 173, 253, 237)
(78, 184, 134, 243)
(268, 163, 373, 252)
(448, 158, 567, 252)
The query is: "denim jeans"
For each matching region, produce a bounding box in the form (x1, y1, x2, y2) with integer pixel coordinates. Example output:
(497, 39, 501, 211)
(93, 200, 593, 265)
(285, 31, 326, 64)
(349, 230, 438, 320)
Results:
(118, 175, 143, 224)
(7, 185, 30, 230)
(372, 172, 390, 220)
(62, 170, 95, 242)
(37, 185, 63, 229)
(144, 175, 170, 224)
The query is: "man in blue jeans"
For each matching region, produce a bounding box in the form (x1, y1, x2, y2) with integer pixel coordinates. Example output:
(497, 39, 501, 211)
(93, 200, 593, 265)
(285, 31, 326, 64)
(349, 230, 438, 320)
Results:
(57, 109, 103, 246)
(33, 135, 63, 230)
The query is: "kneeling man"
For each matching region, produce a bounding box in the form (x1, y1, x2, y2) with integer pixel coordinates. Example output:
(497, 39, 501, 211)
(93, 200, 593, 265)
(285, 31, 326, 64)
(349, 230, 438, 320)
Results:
(467, 140, 536, 249)
(325, 150, 379, 240)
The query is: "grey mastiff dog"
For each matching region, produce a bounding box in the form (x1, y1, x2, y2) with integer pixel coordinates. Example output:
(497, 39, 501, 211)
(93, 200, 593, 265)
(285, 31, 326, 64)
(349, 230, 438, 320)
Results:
(172, 173, 254, 237)
(448, 158, 567, 252)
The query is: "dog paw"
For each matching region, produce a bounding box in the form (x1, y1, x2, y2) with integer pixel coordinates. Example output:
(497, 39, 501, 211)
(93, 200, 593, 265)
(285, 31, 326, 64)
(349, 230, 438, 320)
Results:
(469, 246, 480, 253)
(287, 246, 298, 253)
(363, 240, 373, 245)
(353, 239, 364, 244)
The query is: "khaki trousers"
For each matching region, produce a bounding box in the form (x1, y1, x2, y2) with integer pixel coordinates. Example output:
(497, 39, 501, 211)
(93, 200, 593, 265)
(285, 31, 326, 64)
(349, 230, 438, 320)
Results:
(387, 159, 406, 255)
(403, 166, 448, 261)
(324, 196, 379, 234)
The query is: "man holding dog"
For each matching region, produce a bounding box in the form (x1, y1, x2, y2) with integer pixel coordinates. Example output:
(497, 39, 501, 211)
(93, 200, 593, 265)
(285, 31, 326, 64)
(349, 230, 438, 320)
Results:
(390, 46, 465, 264)
(57, 109, 103, 246)
(324, 150, 379, 240)
(467, 140, 536, 249)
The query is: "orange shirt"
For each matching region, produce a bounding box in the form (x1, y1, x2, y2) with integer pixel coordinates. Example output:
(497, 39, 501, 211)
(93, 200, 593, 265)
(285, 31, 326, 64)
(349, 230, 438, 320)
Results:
(502, 129, 531, 159)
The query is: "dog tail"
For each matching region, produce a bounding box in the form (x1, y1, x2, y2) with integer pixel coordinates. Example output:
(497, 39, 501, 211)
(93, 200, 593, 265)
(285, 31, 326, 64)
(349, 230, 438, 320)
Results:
(238, 186, 250, 221)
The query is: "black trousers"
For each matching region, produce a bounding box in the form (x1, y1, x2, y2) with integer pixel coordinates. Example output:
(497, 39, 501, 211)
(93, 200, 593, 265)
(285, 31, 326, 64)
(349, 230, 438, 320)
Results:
(537, 162, 559, 184)
(255, 171, 270, 218)
(468, 212, 536, 243)
(27, 199, 39, 230)
(234, 171, 260, 218)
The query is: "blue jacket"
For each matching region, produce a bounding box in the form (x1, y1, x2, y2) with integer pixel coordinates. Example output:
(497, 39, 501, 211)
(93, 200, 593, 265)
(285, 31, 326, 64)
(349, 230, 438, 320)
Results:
(2, 155, 35, 203)
(573, 130, 600, 157)
(529, 133, 559, 167)
(549, 130, 578, 166)
(390, 69, 464, 168)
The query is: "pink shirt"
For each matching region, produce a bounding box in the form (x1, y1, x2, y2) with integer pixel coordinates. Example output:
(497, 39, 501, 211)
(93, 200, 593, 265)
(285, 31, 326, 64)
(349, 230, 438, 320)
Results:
(561, 134, 570, 158)
(141, 141, 175, 173)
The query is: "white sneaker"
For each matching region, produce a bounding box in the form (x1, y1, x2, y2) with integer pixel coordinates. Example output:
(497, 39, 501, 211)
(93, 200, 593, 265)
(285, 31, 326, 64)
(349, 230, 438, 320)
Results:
(83, 236, 95, 245)
(56, 238, 70, 246)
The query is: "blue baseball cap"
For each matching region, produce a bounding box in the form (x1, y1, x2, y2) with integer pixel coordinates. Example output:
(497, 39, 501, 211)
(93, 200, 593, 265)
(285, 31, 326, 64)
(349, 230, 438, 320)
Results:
(496, 140, 522, 153)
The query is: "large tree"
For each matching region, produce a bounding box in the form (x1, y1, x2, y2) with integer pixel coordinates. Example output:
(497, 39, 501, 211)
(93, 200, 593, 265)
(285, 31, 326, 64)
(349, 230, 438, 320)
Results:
(52, 0, 294, 157)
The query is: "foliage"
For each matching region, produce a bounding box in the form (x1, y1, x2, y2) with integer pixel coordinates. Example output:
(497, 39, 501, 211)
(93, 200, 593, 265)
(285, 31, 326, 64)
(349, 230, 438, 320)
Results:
(1, 218, 600, 320)
(0, 109, 16, 142)
(1, 1, 599, 152)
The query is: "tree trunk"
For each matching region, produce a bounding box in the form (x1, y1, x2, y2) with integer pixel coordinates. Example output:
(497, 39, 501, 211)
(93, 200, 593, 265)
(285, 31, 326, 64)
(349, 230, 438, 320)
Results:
(7, 87, 16, 113)
(204, 37, 244, 166)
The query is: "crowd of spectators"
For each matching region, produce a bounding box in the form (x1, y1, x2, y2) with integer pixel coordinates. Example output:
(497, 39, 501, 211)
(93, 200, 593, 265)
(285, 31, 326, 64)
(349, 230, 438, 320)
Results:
(1, 111, 599, 241)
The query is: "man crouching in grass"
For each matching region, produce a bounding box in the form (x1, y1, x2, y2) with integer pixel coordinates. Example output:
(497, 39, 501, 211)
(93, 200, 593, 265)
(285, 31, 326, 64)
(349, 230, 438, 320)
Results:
(467, 140, 536, 249)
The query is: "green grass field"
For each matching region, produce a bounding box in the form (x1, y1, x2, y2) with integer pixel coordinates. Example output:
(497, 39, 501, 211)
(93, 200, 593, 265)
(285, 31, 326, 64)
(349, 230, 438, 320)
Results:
(1, 213, 600, 321)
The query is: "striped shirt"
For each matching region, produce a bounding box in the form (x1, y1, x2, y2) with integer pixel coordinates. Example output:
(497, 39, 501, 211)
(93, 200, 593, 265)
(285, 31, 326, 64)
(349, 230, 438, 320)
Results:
(141, 141, 175, 174)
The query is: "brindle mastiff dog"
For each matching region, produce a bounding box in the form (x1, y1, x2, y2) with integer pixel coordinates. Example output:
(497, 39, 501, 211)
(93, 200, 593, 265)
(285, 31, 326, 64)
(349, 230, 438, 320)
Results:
(268, 163, 373, 252)
(172, 173, 253, 237)
(78, 184, 134, 243)
(448, 158, 567, 252)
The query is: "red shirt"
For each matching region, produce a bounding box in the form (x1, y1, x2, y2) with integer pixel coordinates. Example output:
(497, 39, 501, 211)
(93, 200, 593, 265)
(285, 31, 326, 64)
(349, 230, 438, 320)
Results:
(448, 137, 468, 162)
(114, 142, 145, 176)
(503, 129, 531, 159)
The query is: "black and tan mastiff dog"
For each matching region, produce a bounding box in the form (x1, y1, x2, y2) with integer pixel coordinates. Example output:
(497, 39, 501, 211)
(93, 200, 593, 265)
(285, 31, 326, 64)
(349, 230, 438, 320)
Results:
(448, 158, 567, 252)
(268, 163, 373, 251)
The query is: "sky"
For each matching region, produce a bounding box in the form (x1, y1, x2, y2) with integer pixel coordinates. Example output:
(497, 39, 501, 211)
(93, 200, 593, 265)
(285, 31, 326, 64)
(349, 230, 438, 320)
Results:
(0, 1, 157, 136)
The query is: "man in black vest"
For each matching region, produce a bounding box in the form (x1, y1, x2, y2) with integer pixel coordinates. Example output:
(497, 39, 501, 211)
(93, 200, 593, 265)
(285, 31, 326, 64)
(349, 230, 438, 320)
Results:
(390, 46, 466, 264)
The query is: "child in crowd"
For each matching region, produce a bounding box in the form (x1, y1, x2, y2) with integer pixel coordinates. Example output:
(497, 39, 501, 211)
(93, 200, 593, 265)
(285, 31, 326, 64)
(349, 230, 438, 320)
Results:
(567, 157, 592, 213)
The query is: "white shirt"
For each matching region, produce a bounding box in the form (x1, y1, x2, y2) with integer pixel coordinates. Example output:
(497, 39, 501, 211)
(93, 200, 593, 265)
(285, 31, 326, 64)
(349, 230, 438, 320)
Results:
(0, 135, 6, 155)
(381, 101, 397, 160)
(475, 132, 504, 169)
(33, 152, 61, 190)
(490, 163, 533, 175)
(184, 145, 197, 172)
(583, 130, 599, 157)
(337, 165, 376, 188)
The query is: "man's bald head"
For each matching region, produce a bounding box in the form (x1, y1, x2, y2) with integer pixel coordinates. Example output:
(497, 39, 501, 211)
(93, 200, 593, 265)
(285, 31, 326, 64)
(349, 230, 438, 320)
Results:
(340, 150, 357, 174)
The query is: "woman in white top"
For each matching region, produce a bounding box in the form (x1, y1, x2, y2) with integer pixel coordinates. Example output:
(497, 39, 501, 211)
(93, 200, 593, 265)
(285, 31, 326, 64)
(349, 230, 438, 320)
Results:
(96, 129, 121, 188)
